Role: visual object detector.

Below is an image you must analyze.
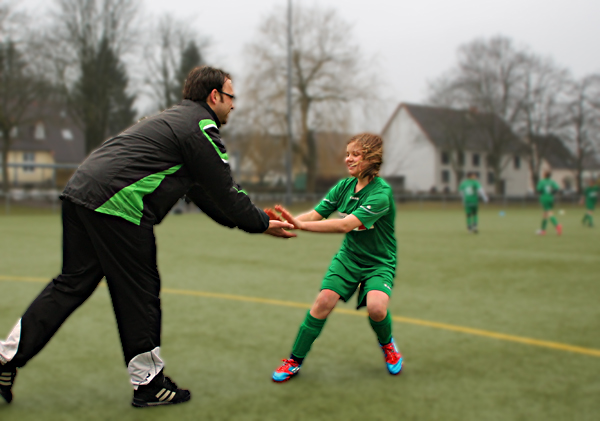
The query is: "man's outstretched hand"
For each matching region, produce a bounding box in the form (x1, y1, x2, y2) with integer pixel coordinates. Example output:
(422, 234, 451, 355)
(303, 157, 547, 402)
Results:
(264, 219, 297, 238)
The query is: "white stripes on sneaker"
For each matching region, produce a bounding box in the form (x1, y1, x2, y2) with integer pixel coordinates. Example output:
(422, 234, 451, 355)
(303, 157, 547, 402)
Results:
(0, 373, 13, 386)
(155, 388, 175, 402)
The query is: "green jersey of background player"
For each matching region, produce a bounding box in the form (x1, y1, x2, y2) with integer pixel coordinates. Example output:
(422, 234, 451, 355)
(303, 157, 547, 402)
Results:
(580, 178, 599, 227)
(458, 172, 489, 233)
(271, 133, 403, 383)
(536, 170, 562, 235)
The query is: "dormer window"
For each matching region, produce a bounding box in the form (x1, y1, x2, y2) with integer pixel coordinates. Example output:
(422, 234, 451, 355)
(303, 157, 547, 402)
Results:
(34, 122, 46, 140)
(61, 129, 73, 141)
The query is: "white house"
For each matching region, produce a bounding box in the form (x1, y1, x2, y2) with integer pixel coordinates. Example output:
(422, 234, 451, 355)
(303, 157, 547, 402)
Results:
(380, 103, 530, 195)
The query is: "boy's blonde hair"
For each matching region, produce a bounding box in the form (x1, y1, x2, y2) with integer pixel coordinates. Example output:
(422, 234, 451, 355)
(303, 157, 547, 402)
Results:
(348, 133, 383, 180)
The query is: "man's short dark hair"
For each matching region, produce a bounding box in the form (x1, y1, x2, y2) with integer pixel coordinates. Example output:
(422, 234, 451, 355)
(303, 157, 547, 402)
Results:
(182, 66, 231, 102)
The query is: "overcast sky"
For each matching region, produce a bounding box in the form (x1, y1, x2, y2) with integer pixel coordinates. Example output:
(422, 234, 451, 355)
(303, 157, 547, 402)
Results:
(18, 0, 600, 127)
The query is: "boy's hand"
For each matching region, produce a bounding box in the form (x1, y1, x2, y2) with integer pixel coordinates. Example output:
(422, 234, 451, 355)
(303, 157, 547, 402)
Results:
(275, 204, 303, 230)
(264, 207, 284, 221)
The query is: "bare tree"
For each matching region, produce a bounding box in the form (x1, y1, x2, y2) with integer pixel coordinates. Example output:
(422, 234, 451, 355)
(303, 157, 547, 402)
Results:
(560, 74, 600, 193)
(428, 36, 531, 194)
(241, 4, 376, 193)
(0, 2, 52, 193)
(516, 56, 570, 188)
(143, 14, 206, 111)
(49, 0, 139, 154)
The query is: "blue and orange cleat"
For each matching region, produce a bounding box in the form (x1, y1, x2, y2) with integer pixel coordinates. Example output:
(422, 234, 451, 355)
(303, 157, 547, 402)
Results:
(272, 359, 301, 383)
(380, 339, 403, 375)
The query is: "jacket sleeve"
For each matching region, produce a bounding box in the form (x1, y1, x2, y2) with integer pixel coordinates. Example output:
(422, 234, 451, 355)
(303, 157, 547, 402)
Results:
(185, 184, 236, 229)
(179, 119, 269, 234)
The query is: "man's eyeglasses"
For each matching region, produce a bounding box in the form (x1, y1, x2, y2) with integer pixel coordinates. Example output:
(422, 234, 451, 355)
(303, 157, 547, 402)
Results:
(217, 90, 235, 100)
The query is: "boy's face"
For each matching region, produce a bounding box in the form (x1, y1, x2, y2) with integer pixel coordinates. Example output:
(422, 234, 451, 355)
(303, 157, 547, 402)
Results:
(345, 141, 364, 178)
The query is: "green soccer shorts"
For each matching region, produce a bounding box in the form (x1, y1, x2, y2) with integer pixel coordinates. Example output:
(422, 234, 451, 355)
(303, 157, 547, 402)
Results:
(541, 199, 554, 211)
(321, 252, 395, 309)
(464, 203, 478, 216)
(585, 201, 596, 211)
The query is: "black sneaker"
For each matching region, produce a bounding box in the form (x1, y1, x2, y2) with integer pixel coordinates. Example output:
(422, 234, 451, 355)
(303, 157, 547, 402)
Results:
(131, 371, 191, 408)
(0, 369, 17, 404)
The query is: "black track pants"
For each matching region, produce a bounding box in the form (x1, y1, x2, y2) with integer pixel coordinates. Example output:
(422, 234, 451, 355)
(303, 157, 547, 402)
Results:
(4, 200, 161, 370)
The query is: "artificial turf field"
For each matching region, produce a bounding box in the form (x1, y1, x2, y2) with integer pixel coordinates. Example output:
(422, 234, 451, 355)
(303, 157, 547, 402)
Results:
(0, 203, 599, 420)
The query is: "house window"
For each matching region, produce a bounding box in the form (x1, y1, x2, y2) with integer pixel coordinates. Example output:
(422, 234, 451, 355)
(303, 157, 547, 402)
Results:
(487, 171, 495, 185)
(61, 129, 74, 141)
(23, 152, 35, 172)
(514, 155, 521, 169)
(441, 151, 450, 165)
(458, 152, 465, 166)
(34, 122, 46, 140)
(563, 178, 573, 191)
(472, 153, 480, 167)
(441, 170, 450, 183)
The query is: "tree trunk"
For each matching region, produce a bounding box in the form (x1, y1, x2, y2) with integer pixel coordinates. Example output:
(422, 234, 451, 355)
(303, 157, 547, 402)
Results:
(1, 131, 10, 194)
(305, 130, 317, 193)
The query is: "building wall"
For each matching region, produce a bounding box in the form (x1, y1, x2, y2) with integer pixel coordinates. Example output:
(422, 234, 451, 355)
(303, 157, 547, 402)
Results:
(437, 151, 487, 193)
(0, 150, 55, 184)
(499, 153, 530, 195)
(381, 107, 436, 192)
(435, 151, 528, 195)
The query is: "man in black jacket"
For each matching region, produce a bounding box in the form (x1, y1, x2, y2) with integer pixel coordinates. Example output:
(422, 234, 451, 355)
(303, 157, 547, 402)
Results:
(0, 66, 294, 407)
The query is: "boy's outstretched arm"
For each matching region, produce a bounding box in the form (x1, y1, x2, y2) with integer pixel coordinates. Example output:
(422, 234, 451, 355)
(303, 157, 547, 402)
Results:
(275, 205, 362, 233)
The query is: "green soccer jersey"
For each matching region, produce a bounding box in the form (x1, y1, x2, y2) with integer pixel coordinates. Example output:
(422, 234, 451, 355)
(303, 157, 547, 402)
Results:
(458, 179, 483, 205)
(584, 185, 599, 207)
(314, 177, 397, 269)
(537, 178, 560, 202)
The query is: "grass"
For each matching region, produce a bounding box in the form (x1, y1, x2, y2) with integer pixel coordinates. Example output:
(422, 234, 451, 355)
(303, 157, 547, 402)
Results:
(0, 203, 599, 420)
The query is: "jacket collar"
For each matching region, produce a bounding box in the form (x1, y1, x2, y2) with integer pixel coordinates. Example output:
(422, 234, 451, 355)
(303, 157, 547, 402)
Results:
(197, 100, 222, 128)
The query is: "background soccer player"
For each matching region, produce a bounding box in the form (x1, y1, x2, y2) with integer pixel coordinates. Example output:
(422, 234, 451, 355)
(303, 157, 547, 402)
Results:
(580, 178, 599, 227)
(536, 170, 562, 235)
(271, 133, 403, 383)
(458, 172, 488, 233)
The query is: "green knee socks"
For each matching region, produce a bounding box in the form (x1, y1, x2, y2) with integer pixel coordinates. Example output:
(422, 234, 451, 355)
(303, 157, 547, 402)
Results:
(369, 311, 393, 345)
(291, 311, 327, 359)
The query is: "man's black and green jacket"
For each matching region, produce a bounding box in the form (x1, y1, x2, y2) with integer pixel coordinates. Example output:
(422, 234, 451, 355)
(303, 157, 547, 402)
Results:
(61, 100, 269, 232)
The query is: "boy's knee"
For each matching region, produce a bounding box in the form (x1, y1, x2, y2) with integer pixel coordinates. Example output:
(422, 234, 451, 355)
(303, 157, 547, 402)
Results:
(368, 305, 387, 322)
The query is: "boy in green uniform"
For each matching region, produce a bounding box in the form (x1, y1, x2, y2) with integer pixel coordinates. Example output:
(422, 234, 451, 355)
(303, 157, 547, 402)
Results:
(580, 178, 599, 227)
(536, 170, 562, 235)
(271, 133, 402, 382)
(458, 172, 488, 233)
